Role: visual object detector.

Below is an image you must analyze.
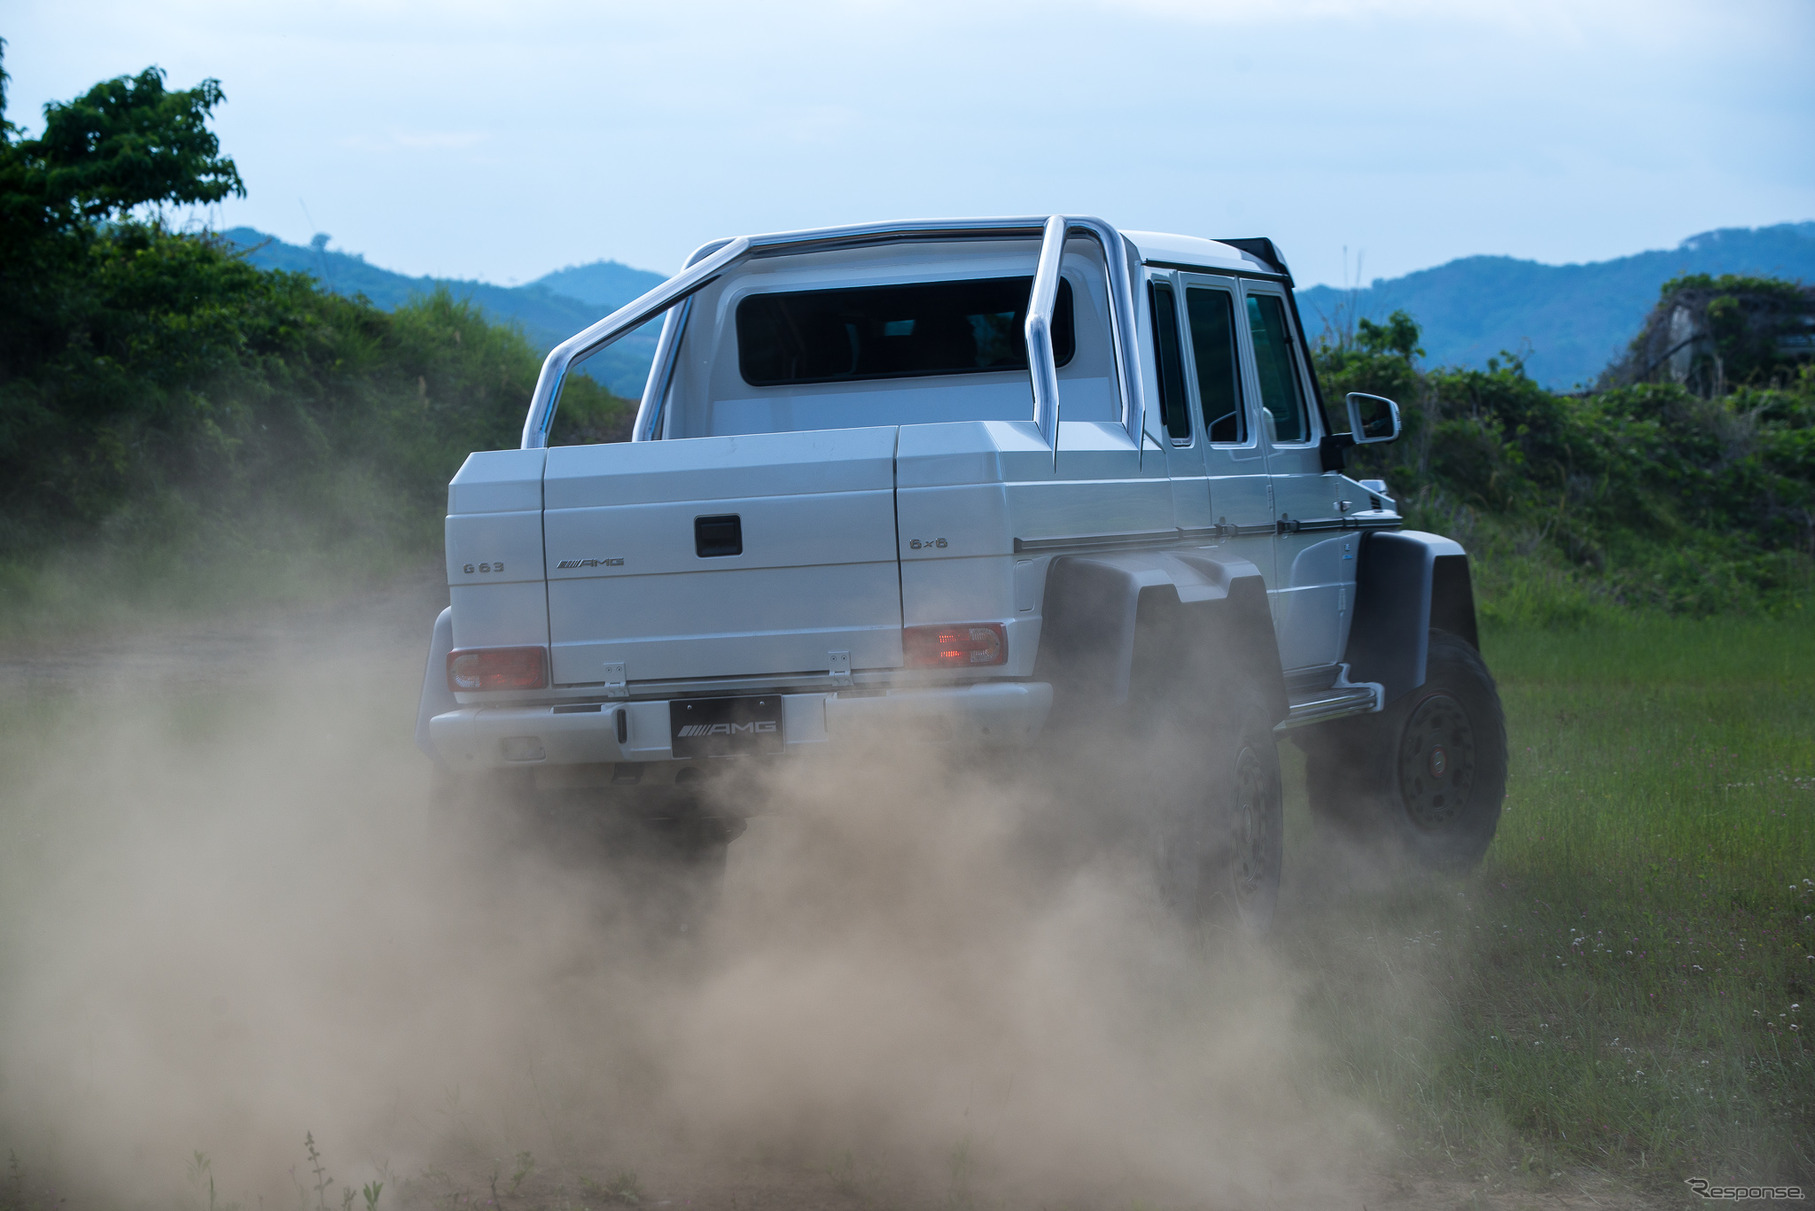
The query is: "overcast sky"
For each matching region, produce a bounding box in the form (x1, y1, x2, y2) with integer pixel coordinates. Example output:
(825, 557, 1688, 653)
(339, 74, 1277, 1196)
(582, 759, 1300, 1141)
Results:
(6, 0, 1812, 288)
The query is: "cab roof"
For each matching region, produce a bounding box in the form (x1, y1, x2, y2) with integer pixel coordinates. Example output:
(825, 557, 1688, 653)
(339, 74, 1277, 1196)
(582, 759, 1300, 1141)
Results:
(1122, 230, 1289, 280)
(698, 219, 1289, 282)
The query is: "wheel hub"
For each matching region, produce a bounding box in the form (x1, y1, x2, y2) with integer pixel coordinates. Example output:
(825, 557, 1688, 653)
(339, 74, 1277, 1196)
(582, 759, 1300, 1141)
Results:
(1399, 693, 1476, 831)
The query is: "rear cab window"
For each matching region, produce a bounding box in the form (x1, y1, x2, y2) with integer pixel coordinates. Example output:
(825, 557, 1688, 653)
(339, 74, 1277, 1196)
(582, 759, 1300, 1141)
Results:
(737, 277, 1075, 386)
(661, 238, 1143, 439)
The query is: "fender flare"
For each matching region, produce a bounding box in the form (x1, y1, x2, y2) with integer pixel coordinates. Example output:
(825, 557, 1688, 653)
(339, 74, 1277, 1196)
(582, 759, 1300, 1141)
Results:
(415, 606, 456, 765)
(1344, 530, 1480, 706)
(1032, 550, 1287, 726)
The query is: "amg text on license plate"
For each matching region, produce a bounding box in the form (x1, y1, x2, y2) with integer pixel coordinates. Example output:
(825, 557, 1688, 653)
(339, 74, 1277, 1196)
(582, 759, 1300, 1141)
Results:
(669, 696, 784, 758)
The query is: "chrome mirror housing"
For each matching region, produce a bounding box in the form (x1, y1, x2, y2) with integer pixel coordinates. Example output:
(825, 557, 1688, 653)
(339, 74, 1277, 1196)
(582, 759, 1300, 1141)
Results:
(1345, 392, 1401, 444)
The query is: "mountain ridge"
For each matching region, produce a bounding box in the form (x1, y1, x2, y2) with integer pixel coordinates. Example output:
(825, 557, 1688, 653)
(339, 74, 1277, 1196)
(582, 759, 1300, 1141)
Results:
(1295, 222, 1815, 388)
(224, 221, 1815, 398)
(219, 228, 666, 397)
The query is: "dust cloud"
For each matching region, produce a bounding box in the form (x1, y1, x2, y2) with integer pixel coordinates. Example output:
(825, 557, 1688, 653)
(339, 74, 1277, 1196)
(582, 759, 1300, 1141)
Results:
(0, 604, 1395, 1211)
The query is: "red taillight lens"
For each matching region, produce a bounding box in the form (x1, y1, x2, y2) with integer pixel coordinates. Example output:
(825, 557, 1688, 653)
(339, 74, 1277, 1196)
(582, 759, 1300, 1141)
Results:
(448, 647, 548, 692)
(903, 623, 1006, 668)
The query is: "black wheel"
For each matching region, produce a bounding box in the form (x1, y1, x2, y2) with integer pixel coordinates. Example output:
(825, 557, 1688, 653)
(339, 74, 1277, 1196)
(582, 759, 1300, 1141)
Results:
(429, 767, 742, 932)
(1155, 694, 1284, 931)
(595, 805, 743, 932)
(1304, 629, 1506, 872)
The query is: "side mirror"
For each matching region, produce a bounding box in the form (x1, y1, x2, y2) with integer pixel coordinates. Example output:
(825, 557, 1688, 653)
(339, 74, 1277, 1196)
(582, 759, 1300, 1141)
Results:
(1345, 392, 1401, 444)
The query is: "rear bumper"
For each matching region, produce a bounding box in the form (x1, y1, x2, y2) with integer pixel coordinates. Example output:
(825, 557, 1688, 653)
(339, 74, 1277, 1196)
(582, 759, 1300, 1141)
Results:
(426, 681, 1054, 773)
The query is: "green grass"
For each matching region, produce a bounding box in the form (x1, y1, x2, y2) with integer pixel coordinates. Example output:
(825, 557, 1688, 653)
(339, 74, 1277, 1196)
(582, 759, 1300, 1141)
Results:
(1289, 613, 1815, 1196)
(2, 606, 1809, 1206)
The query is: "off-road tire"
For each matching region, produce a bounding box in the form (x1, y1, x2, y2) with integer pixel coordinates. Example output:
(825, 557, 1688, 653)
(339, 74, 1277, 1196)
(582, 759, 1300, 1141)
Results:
(429, 769, 740, 930)
(1304, 628, 1506, 872)
(1154, 693, 1284, 931)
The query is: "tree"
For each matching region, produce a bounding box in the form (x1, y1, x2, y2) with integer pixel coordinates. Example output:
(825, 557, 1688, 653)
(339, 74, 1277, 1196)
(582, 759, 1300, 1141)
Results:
(0, 38, 244, 241)
(1355, 310, 1423, 361)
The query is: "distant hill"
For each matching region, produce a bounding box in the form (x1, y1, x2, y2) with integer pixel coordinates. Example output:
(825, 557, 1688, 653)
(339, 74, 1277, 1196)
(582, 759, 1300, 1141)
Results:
(224, 222, 1815, 399)
(1295, 222, 1815, 389)
(532, 259, 667, 309)
(220, 229, 664, 398)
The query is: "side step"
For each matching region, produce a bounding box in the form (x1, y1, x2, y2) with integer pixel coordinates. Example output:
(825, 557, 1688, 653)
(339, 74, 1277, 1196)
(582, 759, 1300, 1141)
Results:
(1277, 666, 1383, 731)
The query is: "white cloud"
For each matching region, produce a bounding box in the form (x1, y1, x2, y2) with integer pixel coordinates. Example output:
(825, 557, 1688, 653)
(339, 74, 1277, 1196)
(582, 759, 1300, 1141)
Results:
(5, 0, 1810, 287)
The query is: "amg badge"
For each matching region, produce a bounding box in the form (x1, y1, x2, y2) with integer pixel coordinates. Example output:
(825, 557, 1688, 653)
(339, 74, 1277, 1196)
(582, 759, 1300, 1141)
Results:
(670, 696, 784, 758)
(556, 557, 624, 570)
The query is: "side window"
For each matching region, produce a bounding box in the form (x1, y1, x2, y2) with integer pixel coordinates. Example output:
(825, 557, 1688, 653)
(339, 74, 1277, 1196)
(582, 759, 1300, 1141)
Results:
(1185, 287, 1245, 444)
(1148, 281, 1191, 443)
(1246, 293, 1309, 444)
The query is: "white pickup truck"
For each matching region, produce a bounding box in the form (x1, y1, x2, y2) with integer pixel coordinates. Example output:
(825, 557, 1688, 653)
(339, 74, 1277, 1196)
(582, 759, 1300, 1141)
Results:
(415, 216, 1506, 926)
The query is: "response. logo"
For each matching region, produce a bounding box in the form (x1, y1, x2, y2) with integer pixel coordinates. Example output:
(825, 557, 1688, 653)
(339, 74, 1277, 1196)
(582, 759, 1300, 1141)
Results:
(1685, 1178, 1806, 1201)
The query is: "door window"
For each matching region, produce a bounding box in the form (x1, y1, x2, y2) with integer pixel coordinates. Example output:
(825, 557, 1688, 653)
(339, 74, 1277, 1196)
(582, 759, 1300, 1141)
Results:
(1186, 287, 1245, 444)
(1148, 281, 1192, 443)
(1246, 293, 1309, 444)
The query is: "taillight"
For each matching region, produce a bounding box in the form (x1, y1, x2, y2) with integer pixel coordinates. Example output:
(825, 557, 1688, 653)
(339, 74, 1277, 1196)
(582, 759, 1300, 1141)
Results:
(903, 623, 1006, 668)
(448, 647, 548, 692)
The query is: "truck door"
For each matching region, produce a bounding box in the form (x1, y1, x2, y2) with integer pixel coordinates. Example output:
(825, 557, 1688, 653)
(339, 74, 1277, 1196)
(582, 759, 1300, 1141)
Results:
(1145, 274, 1212, 536)
(1240, 281, 1348, 672)
(1168, 271, 1274, 582)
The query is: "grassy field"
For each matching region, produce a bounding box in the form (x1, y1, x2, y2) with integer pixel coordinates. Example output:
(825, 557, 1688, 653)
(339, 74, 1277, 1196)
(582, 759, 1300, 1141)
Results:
(1285, 612, 1815, 1200)
(1, 605, 1810, 1210)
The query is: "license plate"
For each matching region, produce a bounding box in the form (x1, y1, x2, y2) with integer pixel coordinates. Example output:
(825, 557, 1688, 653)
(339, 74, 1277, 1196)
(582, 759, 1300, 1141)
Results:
(669, 696, 785, 758)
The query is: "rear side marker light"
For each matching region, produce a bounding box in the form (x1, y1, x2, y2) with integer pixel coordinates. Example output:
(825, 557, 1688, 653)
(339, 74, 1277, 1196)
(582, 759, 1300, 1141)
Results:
(448, 646, 548, 692)
(903, 623, 1007, 668)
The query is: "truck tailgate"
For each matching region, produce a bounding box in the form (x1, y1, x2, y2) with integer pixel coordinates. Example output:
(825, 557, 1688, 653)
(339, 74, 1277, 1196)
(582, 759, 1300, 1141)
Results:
(542, 427, 903, 686)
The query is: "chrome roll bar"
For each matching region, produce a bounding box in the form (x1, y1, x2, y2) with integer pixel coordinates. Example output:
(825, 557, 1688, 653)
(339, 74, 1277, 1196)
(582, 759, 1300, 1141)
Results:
(523, 215, 1146, 456)
(521, 234, 751, 449)
(634, 294, 696, 442)
(1025, 215, 1067, 458)
(632, 235, 736, 443)
(1021, 215, 1144, 465)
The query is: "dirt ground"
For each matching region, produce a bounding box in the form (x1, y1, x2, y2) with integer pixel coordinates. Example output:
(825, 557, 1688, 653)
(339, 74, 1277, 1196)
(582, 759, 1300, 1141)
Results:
(0, 577, 1685, 1211)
